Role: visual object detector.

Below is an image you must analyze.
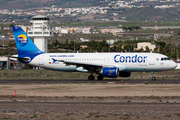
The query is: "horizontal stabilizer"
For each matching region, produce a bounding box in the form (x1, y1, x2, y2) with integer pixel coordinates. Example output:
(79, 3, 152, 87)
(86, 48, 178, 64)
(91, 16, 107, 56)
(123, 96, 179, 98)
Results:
(10, 55, 31, 62)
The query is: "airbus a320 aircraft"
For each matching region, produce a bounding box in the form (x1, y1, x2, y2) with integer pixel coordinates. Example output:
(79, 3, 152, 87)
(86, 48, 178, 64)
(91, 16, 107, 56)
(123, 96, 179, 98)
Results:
(12, 26, 177, 80)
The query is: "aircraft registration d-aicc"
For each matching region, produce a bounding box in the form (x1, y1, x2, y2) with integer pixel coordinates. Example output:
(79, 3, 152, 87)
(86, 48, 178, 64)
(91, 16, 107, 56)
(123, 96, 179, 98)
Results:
(12, 26, 177, 80)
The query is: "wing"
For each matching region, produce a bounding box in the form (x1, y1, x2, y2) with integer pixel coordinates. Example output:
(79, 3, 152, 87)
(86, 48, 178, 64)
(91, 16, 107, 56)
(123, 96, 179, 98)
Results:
(58, 60, 103, 73)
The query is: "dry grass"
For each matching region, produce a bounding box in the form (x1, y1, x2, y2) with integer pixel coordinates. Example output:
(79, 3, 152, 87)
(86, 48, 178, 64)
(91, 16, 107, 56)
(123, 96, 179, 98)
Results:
(0, 69, 178, 80)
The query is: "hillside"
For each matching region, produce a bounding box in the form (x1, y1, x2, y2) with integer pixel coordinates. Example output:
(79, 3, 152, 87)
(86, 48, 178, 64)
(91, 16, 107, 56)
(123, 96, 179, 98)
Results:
(107, 7, 180, 22)
(0, 0, 180, 22)
(125, 7, 180, 22)
(0, 0, 107, 10)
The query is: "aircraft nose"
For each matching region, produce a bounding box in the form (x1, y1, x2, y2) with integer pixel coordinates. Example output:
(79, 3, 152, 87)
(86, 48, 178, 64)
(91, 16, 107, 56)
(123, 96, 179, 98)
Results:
(172, 62, 177, 69)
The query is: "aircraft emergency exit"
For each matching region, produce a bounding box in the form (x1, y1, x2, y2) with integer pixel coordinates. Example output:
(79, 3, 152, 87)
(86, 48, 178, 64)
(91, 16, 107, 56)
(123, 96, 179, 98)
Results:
(11, 26, 177, 80)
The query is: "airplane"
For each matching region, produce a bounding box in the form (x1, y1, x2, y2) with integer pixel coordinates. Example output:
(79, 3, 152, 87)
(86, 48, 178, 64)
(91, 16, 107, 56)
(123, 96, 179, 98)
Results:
(11, 26, 177, 81)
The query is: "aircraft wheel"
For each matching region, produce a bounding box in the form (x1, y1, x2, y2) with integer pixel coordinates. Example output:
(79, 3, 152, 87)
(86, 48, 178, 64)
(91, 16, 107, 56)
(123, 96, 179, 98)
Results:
(152, 76, 156, 81)
(97, 74, 104, 80)
(88, 75, 95, 80)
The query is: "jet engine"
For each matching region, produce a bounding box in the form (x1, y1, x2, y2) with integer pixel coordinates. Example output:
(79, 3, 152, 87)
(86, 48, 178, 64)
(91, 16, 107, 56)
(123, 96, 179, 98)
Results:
(101, 67, 119, 78)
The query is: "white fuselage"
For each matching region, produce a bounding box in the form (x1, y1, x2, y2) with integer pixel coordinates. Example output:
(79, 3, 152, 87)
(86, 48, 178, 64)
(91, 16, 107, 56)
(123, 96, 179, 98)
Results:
(29, 52, 177, 72)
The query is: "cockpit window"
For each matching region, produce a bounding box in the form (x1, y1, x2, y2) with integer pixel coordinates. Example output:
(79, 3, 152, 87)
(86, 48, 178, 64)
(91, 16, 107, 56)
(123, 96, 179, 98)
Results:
(161, 57, 170, 61)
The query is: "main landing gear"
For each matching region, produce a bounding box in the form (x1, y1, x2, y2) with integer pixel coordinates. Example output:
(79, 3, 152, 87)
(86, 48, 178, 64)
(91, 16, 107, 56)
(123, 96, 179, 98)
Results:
(88, 74, 104, 80)
(97, 74, 104, 80)
(88, 74, 95, 80)
(151, 71, 156, 81)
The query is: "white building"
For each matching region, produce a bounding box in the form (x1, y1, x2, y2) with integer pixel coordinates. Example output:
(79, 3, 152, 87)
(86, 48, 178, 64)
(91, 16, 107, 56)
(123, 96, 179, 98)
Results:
(60, 29, 69, 34)
(109, 29, 124, 33)
(0, 35, 6, 40)
(82, 28, 91, 34)
(101, 28, 124, 34)
(101, 29, 109, 34)
(27, 15, 53, 53)
(80, 38, 90, 42)
(134, 42, 157, 51)
(74, 28, 82, 33)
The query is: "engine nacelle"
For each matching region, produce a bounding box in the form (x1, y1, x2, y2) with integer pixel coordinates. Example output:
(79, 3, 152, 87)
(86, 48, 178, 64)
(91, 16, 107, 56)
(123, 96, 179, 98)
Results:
(101, 67, 119, 78)
(119, 72, 131, 77)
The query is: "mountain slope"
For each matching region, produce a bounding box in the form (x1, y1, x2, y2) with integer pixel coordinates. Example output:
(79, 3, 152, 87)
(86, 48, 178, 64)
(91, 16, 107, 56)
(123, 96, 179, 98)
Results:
(0, 0, 107, 10)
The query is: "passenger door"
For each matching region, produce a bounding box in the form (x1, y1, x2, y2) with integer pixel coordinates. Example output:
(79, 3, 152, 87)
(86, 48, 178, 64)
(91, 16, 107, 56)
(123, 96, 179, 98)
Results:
(38, 55, 44, 65)
(149, 55, 155, 65)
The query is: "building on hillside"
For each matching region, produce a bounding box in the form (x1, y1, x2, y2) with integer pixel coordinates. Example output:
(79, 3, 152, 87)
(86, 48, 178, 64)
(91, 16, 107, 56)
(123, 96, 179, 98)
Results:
(101, 29, 109, 34)
(52, 26, 60, 33)
(80, 38, 90, 42)
(80, 45, 88, 49)
(60, 29, 69, 34)
(82, 28, 92, 34)
(67, 28, 74, 33)
(18, 25, 28, 33)
(0, 35, 6, 40)
(106, 39, 116, 45)
(101, 28, 124, 34)
(134, 42, 158, 52)
(3, 27, 11, 30)
(116, 33, 153, 37)
(74, 28, 82, 34)
(109, 28, 124, 33)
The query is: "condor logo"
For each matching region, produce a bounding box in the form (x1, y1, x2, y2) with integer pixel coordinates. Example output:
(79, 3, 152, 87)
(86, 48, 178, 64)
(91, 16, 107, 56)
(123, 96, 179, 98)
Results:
(17, 34, 28, 46)
(114, 55, 147, 63)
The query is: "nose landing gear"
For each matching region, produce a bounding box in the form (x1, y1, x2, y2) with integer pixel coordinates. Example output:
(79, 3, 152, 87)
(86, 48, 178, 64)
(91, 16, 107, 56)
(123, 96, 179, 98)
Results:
(151, 71, 156, 81)
(152, 76, 156, 81)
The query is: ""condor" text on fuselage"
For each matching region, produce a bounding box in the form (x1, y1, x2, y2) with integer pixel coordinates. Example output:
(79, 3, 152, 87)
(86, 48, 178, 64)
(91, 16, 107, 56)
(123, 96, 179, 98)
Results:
(114, 55, 148, 63)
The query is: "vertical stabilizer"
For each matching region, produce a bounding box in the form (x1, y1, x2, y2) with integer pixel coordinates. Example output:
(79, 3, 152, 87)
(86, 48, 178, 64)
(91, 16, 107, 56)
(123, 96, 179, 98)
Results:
(12, 26, 43, 60)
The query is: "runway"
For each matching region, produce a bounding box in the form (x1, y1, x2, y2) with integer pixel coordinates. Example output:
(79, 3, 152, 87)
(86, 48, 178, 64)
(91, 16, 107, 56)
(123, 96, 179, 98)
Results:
(0, 80, 180, 119)
(0, 79, 179, 83)
(0, 101, 180, 105)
